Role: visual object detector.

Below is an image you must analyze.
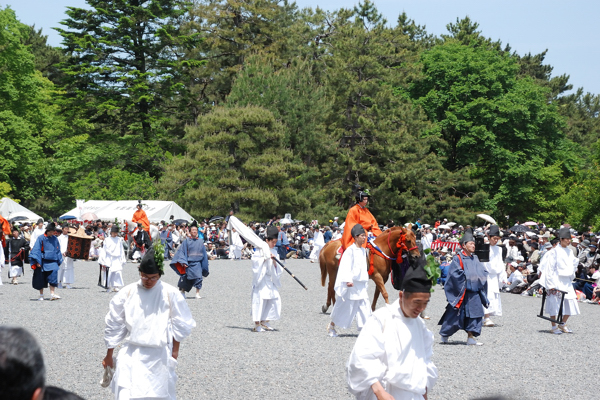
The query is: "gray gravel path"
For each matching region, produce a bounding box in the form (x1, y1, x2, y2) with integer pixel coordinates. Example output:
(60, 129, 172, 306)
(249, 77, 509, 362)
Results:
(1, 258, 598, 400)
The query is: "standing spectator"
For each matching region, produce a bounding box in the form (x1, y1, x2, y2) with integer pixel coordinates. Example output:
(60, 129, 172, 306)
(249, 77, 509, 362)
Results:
(332, 217, 339, 229)
(276, 225, 289, 262)
(323, 226, 332, 243)
(30, 219, 45, 250)
(57, 225, 75, 289)
(309, 226, 325, 263)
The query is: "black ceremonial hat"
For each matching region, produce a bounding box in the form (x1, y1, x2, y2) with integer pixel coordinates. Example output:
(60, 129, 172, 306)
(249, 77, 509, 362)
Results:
(45, 222, 56, 232)
(558, 227, 571, 239)
(139, 248, 162, 276)
(111, 226, 119, 234)
(350, 224, 365, 238)
(460, 227, 475, 245)
(266, 226, 279, 240)
(190, 220, 198, 228)
(488, 225, 501, 237)
(401, 264, 431, 293)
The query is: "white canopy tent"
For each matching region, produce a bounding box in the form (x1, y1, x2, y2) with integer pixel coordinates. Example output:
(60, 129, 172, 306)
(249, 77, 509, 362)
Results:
(60, 200, 116, 220)
(60, 200, 193, 223)
(0, 197, 42, 223)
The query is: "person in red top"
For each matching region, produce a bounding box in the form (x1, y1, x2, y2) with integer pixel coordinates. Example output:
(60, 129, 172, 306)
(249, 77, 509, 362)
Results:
(132, 200, 150, 232)
(340, 189, 382, 251)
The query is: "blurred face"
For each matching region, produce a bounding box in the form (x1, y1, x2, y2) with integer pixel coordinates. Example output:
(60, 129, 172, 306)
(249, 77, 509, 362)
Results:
(399, 291, 430, 318)
(140, 272, 160, 289)
(463, 241, 475, 254)
(63, 227, 69, 235)
(489, 236, 500, 246)
(354, 233, 367, 247)
(266, 238, 277, 249)
(190, 227, 198, 238)
(359, 197, 368, 207)
(509, 240, 515, 247)
(560, 238, 571, 248)
(111, 231, 118, 237)
(12, 230, 19, 238)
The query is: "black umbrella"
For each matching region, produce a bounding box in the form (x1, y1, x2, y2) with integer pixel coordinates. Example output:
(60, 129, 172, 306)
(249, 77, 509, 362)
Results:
(509, 224, 528, 233)
(209, 216, 224, 223)
(172, 219, 189, 226)
(8, 216, 28, 222)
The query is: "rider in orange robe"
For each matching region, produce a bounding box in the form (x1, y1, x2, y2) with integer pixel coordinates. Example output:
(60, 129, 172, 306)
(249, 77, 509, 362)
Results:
(341, 190, 382, 250)
(132, 201, 150, 232)
(0, 214, 10, 247)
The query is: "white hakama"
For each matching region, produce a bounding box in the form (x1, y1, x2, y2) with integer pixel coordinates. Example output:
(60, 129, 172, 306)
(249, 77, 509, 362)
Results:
(105, 280, 196, 400)
(104, 236, 127, 290)
(229, 231, 243, 260)
(309, 231, 325, 262)
(539, 245, 580, 317)
(57, 234, 75, 286)
(251, 248, 282, 322)
(0, 249, 4, 285)
(330, 245, 371, 330)
(482, 245, 504, 316)
(9, 264, 23, 278)
(347, 303, 438, 400)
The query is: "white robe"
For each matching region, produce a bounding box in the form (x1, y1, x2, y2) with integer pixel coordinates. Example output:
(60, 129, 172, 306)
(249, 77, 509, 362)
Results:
(57, 234, 75, 285)
(251, 247, 282, 322)
(330, 245, 371, 329)
(30, 227, 44, 249)
(104, 236, 126, 289)
(309, 231, 325, 262)
(0, 248, 4, 285)
(105, 280, 196, 400)
(539, 245, 580, 317)
(482, 245, 504, 316)
(229, 231, 243, 260)
(347, 303, 438, 400)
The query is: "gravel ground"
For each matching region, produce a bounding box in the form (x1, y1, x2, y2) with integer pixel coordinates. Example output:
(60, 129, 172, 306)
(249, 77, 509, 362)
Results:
(1, 258, 598, 400)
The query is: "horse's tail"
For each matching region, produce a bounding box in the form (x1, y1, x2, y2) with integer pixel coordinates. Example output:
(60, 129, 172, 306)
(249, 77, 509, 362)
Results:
(319, 242, 330, 287)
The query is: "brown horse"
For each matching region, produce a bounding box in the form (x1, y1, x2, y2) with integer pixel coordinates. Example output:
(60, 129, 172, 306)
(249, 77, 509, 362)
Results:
(319, 226, 420, 312)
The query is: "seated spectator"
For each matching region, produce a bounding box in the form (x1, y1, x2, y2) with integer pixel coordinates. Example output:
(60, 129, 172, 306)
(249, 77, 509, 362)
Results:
(206, 242, 217, 261)
(502, 262, 524, 292)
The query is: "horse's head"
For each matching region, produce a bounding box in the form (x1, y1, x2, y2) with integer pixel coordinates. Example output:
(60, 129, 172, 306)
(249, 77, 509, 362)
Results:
(403, 224, 420, 258)
(124, 219, 136, 233)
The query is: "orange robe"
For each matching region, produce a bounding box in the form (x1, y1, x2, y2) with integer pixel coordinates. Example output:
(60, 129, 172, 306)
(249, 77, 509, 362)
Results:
(341, 204, 382, 250)
(0, 215, 9, 247)
(132, 209, 150, 232)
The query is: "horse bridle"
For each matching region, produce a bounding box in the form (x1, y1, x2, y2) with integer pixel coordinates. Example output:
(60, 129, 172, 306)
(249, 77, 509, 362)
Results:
(386, 230, 419, 258)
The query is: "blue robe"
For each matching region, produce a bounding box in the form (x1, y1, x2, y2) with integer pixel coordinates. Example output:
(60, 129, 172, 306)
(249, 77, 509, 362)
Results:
(160, 230, 174, 259)
(170, 237, 209, 292)
(439, 252, 489, 337)
(30, 234, 63, 290)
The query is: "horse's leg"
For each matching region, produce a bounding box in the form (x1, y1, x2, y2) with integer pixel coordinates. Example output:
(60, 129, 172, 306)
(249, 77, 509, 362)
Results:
(370, 272, 388, 311)
(371, 285, 381, 312)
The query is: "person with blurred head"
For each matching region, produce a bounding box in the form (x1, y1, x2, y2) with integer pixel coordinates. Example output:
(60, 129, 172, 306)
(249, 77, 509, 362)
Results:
(347, 258, 437, 399)
(327, 224, 371, 337)
(0, 326, 45, 400)
(170, 221, 209, 299)
(251, 226, 283, 332)
(538, 227, 579, 334)
(7, 227, 29, 285)
(103, 249, 195, 400)
(482, 225, 504, 327)
(57, 225, 75, 289)
(30, 219, 45, 250)
(29, 223, 63, 301)
(439, 228, 489, 345)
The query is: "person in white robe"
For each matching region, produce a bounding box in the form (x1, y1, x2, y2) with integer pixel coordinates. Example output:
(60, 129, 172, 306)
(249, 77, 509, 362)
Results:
(102, 249, 196, 400)
(482, 225, 504, 327)
(57, 226, 75, 289)
(104, 227, 126, 292)
(327, 224, 371, 337)
(347, 261, 438, 400)
(29, 219, 45, 250)
(250, 225, 283, 332)
(228, 228, 243, 260)
(0, 243, 4, 285)
(309, 226, 325, 263)
(538, 227, 579, 335)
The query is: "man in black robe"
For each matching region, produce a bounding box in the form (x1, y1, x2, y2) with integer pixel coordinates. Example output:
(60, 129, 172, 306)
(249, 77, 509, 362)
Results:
(7, 227, 29, 285)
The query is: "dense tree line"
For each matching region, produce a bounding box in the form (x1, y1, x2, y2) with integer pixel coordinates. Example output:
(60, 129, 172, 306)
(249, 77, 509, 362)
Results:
(1, 1, 599, 229)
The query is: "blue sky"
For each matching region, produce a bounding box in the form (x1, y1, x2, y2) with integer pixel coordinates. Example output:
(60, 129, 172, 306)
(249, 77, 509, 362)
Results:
(3, 0, 599, 95)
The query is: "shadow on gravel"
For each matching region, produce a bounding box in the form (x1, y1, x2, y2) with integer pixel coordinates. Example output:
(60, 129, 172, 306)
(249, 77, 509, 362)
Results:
(226, 326, 255, 332)
(337, 333, 359, 338)
(537, 329, 564, 335)
(439, 341, 469, 345)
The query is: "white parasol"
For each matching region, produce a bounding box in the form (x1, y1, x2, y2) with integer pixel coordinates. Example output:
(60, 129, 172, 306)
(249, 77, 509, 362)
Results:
(438, 224, 451, 230)
(447, 222, 456, 227)
(477, 213, 497, 225)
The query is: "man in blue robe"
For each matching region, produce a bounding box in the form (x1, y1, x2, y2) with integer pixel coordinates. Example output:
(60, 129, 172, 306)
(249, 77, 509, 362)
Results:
(170, 222, 209, 299)
(159, 224, 174, 260)
(29, 222, 63, 301)
(438, 228, 489, 345)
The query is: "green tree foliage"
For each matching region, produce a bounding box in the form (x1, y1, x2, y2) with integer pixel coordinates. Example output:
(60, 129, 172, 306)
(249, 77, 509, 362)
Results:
(0, 6, 57, 204)
(57, 0, 203, 175)
(157, 106, 301, 219)
(71, 168, 158, 200)
(410, 39, 580, 224)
